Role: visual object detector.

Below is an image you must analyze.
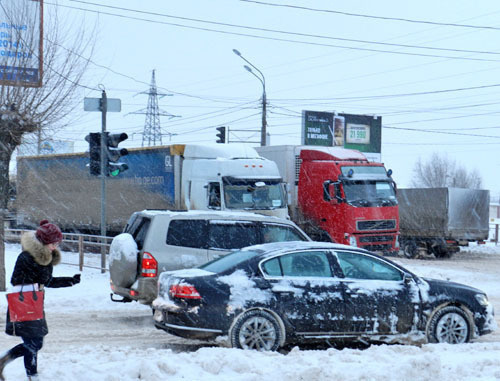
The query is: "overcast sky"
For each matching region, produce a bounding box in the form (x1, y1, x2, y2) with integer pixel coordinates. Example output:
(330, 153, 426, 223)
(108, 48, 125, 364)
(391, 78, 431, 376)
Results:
(32, 0, 500, 196)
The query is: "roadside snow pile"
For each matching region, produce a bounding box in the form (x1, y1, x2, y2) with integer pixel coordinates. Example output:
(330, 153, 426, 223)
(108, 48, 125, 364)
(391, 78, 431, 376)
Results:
(460, 241, 500, 255)
(3, 342, 500, 381)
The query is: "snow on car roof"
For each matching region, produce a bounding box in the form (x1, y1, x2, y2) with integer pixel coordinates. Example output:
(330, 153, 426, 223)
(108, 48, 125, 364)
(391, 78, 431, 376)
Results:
(242, 241, 357, 255)
(138, 209, 288, 221)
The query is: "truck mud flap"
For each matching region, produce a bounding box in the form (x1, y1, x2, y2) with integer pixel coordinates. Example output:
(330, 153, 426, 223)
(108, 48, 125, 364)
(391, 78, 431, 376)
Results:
(110, 293, 133, 303)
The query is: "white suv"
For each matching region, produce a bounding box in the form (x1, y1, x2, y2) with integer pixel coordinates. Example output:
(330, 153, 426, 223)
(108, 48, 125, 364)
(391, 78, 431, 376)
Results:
(109, 210, 310, 305)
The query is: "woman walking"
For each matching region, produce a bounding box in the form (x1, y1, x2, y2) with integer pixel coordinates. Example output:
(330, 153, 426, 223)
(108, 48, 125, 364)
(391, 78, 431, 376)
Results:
(0, 220, 81, 380)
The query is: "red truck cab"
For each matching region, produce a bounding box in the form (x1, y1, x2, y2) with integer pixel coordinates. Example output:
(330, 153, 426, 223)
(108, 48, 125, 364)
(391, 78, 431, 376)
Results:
(297, 148, 399, 254)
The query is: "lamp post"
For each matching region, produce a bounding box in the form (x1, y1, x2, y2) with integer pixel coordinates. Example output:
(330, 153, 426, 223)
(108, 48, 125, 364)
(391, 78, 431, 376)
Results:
(233, 49, 267, 146)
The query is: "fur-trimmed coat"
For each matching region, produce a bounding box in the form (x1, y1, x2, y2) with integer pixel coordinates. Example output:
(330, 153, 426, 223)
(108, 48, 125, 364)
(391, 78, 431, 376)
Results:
(6, 232, 76, 338)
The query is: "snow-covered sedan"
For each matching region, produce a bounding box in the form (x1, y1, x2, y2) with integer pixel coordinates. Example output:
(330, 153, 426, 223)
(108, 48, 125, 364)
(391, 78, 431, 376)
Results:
(153, 242, 496, 350)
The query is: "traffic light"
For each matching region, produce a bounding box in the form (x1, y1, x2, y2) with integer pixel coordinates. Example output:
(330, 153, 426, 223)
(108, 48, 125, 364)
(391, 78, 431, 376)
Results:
(105, 132, 129, 176)
(216, 126, 226, 144)
(85, 132, 102, 176)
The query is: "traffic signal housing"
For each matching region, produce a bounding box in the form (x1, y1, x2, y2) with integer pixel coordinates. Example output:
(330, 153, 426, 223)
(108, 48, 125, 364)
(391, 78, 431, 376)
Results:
(216, 126, 226, 144)
(105, 132, 129, 176)
(85, 132, 102, 176)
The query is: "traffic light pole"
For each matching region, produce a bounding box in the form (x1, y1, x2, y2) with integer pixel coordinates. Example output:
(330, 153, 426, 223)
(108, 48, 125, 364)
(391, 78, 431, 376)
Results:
(100, 90, 107, 273)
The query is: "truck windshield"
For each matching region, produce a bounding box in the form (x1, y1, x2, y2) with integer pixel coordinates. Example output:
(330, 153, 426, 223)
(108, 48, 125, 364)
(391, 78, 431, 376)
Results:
(222, 178, 285, 210)
(343, 180, 397, 207)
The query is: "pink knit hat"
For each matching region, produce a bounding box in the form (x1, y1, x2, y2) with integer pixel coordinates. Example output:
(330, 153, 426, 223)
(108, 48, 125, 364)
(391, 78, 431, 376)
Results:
(35, 220, 63, 245)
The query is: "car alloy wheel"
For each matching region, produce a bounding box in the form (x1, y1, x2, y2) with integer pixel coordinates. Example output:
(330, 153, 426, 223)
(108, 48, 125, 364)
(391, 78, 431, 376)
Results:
(231, 310, 282, 351)
(428, 306, 471, 344)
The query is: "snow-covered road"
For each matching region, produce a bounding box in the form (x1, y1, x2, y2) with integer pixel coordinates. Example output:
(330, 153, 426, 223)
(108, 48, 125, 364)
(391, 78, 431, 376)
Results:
(1, 242, 500, 380)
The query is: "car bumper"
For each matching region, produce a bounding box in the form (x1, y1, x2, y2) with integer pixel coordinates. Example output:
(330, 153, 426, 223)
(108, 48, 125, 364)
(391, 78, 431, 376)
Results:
(477, 304, 497, 336)
(154, 309, 222, 340)
(110, 277, 157, 305)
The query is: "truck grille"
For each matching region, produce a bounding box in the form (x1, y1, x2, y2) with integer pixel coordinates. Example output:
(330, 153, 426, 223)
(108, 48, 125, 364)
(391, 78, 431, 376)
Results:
(360, 244, 393, 252)
(359, 235, 393, 243)
(356, 220, 396, 231)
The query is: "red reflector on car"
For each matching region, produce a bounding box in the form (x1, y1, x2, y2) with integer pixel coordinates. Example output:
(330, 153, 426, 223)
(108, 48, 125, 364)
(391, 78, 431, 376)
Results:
(169, 284, 201, 299)
(130, 290, 138, 296)
(141, 252, 158, 278)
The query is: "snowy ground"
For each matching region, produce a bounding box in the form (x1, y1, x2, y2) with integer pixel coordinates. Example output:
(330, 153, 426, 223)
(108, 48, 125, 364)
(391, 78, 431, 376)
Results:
(1, 242, 500, 380)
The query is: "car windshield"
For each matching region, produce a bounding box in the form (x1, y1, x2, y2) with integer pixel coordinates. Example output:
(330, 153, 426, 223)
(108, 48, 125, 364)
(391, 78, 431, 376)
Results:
(199, 249, 260, 273)
(343, 180, 397, 207)
(223, 178, 285, 210)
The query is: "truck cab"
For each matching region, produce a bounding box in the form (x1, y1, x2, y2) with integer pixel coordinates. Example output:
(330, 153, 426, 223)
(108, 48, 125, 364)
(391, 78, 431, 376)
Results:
(256, 145, 399, 254)
(175, 144, 288, 219)
(299, 148, 399, 253)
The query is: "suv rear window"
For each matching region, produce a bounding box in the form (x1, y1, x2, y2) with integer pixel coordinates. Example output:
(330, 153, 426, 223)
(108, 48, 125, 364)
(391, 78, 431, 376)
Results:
(166, 220, 208, 249)
(125, 217, 151, 250)
(208, 221, 259, 250)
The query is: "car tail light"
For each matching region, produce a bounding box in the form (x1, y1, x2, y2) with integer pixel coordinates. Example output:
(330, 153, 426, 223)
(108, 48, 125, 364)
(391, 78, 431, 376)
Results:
(141, 252, 158, 277)
(169, 283, 201, 299)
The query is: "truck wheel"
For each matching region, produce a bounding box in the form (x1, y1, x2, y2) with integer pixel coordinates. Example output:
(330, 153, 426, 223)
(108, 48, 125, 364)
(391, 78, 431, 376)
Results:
(230, 310, 282, 351)
(432, 246, 451, 258)
(427, 306, 471, 344)
(403, 242, 417, 258)
(109, 233, 139, 288)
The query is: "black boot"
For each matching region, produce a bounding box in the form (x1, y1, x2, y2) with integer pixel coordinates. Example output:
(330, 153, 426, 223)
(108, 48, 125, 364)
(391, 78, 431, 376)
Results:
(0, 352, 12, 381)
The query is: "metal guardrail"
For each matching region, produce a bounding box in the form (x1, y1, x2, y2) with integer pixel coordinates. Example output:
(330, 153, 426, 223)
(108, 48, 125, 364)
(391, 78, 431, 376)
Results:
(4, 229, 113, 273)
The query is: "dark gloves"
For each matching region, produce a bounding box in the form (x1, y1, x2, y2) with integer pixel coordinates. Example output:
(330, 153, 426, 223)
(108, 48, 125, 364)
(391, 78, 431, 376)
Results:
(72, 274, 81, 285)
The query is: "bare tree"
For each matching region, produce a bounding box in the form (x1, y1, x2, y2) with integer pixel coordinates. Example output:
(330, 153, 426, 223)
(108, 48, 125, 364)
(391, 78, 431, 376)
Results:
(0, 2, 95, 290)
(411, 152, 483, 189)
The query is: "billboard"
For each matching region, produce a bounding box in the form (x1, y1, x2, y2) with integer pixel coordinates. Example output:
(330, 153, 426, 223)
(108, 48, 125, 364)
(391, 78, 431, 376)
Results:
(0, 0, 43, 87)
(341, 113, 381, 161)
(301, 110, 344, 146)
(301, 110, 382, 161)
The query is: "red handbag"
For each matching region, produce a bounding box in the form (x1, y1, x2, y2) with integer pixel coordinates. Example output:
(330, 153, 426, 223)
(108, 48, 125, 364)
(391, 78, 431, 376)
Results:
(7, 284, 44, 322)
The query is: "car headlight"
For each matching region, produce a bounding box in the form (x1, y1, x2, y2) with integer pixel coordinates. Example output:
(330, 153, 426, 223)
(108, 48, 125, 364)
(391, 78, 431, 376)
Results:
(475, 293, 490, 307)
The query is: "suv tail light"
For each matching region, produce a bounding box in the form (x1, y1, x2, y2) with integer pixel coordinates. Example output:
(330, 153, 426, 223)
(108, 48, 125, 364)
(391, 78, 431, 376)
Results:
(141, 252, 158, 277)
(169, 283, 201, 299)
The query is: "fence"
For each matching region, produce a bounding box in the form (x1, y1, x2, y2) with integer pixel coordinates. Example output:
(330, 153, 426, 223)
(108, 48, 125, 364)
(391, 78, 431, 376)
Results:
(490, 218, 500, 244)
(4, 229, 113, 273)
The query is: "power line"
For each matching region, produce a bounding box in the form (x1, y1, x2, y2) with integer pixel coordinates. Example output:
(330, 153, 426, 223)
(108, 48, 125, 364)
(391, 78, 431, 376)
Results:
(45, 1, 500, 62)
(241, 0, 500, 31)
(383, 124, 500, 138)
(272, 83, 500, 102)
(65, 0, 500, 57)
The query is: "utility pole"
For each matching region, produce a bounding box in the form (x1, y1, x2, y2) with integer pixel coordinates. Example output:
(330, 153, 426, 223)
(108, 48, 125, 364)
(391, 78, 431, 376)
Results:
(84, 89, 122, 273)
(100, 90, 107, 273)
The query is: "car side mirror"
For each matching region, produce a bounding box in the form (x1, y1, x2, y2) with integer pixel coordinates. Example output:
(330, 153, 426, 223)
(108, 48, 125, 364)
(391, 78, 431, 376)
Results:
(403, 273, 414, 285)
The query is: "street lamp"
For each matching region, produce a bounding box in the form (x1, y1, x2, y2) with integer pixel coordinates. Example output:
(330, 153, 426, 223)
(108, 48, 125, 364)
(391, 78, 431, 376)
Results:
(233, 49, 267, 146)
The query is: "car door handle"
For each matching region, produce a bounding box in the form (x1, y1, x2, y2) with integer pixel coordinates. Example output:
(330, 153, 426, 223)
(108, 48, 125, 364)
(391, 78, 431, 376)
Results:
(273, 290, 293, 296)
